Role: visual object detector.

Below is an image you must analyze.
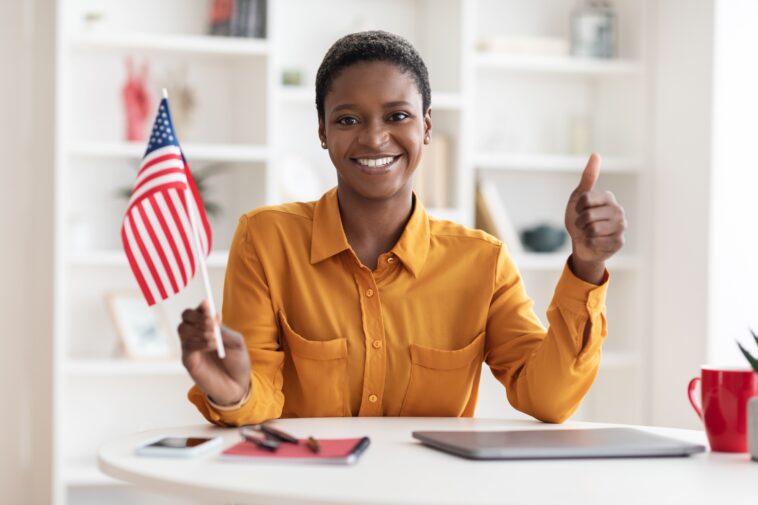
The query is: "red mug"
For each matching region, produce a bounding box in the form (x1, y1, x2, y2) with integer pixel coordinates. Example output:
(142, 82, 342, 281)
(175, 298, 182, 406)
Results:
(687, 366, 758, 452)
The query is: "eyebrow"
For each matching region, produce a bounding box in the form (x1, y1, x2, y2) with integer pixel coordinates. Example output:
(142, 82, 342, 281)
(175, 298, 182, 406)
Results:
(330, 101, 414, 114)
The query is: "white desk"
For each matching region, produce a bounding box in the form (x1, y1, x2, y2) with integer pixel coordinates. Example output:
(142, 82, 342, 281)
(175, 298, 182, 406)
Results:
(98, 417, 756, 505)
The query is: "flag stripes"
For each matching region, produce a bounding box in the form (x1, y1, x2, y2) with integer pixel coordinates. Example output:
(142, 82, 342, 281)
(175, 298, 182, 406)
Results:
(121, 98, 212, 306)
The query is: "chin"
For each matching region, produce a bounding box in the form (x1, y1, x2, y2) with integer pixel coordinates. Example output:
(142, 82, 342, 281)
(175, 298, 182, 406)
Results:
(341, 176, 411, 202)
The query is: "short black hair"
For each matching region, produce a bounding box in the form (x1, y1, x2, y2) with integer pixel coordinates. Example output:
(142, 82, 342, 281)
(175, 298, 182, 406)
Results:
(315, 30, 431, 121)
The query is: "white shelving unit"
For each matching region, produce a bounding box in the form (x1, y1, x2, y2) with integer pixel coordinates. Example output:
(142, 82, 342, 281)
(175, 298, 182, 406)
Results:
(53, 1, 652, 503)
(469, 0, 650, 425)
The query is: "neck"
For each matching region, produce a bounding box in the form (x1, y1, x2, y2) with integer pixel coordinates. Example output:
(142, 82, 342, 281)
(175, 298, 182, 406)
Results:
(336, 184, 414, 263)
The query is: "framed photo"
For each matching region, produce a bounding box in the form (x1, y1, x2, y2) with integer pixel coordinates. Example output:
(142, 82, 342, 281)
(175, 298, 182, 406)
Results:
(106, 291, 175, 360)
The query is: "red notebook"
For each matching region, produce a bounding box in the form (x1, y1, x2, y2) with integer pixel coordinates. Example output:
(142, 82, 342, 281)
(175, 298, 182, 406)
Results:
(221, 437, 370, 465)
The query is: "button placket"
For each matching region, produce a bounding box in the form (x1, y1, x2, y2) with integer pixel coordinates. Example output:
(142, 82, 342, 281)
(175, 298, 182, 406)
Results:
(356, 272, 387, 416)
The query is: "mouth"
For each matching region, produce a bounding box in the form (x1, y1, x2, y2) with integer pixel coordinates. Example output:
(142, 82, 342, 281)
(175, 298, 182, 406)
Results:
(350, 155, 402, 175)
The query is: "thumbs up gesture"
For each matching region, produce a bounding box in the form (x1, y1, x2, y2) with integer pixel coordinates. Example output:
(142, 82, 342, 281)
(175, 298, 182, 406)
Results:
(564, 153, 627, 283)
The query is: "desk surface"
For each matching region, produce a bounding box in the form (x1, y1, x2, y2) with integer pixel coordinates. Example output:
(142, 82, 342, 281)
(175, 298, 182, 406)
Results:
(98, 417, 756, 505)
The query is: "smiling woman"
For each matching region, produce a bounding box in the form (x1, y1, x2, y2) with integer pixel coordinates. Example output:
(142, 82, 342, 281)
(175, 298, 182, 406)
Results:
(177, 30, 627, 425)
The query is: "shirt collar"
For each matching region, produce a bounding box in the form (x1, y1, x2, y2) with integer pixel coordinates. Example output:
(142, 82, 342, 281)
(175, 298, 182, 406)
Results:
(310, 188, 431, 278)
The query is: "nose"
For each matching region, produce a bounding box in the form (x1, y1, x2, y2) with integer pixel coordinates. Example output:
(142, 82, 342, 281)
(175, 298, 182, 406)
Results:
(357, 118, 389, 149)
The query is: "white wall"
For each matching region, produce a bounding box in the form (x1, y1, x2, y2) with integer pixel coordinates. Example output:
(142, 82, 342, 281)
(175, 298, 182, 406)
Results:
(650, 0, 714, 428)
(708, 0, 758, 364)
(0, 1, 56, 503)
(0, 2, 34, 502)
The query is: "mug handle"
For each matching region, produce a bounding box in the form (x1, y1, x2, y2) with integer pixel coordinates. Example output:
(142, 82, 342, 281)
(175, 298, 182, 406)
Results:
(687, 377, 703, 419)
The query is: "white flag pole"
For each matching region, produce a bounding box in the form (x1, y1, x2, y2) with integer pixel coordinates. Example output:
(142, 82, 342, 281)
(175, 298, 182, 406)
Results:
(164, 88, 226, 359)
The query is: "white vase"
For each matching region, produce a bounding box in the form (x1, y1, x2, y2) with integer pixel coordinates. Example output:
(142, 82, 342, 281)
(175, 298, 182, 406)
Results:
(750, 397, 758, 461)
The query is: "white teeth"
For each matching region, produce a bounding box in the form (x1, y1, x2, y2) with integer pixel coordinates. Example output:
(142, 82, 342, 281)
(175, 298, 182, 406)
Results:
(356, 156, 394, 167)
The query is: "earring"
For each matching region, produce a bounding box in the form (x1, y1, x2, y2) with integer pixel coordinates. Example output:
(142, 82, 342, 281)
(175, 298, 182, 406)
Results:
(321, 140, 327, 148)
(425, 135, 431, 143)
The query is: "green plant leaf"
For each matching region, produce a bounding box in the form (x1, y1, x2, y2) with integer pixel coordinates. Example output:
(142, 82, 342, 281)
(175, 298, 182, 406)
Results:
(751, 328, 758, 348)
(738, 341, 758, 374)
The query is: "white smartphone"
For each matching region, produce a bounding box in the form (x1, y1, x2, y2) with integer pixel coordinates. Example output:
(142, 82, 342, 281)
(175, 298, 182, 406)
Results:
(136, 436, 223, 458)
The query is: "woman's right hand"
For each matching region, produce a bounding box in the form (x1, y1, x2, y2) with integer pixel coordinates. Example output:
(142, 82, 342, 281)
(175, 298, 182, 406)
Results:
(177, 300, 251, 406)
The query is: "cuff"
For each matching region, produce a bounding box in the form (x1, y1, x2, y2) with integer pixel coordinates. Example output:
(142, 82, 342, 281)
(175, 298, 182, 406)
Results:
(553, 259, 609, 317)
(206, 381, 252, 412)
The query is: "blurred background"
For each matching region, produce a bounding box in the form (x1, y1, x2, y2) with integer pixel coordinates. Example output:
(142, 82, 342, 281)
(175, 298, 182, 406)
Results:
(2, 0, 757, 503)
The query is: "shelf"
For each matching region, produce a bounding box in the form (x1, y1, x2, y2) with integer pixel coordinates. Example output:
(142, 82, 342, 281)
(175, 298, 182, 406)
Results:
(474, 53, 643, 76)
(68, 141, 269, 163)
(65, 359, 184, 377)
(511, 252, 640, 271)
(71, 32, 269, 57)
(64, 464, 123, 487)
(278, 86, 462, 110)
(70, 250, 228, 269)
(476, 153, 642, 173)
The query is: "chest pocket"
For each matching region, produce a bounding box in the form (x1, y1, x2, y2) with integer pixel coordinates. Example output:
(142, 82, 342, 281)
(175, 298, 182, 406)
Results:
(278, 312, 350, 418)
(399, 332, 485, 417)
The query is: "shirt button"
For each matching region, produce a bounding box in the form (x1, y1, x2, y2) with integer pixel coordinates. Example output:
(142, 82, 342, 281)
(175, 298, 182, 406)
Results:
(366, 288, 374, 297)
(387, 257, 395, 263)
(368, 394, 378, 403)
(372, 340, 382, 349)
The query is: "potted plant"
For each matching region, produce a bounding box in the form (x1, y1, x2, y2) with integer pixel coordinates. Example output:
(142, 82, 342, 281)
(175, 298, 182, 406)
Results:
(738, 329, 758, 461)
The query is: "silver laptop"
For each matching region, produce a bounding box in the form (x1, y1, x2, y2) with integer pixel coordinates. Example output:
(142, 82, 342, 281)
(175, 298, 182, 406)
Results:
(412, 427, 706, 460)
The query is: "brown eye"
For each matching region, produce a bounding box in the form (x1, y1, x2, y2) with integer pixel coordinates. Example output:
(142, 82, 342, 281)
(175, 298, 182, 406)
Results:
(389, 112, 409, 121)
(338, 117, 358, 126)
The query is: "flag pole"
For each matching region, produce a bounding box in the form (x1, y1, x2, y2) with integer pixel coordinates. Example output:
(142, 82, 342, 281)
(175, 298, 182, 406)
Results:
(163, 88, 226, 359)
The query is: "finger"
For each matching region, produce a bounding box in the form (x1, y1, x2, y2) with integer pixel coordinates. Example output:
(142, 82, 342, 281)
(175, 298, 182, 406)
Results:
(574, 204, 624, 230)
(574, 152, 601, 194)
(580, 234, 625, 252)
(574, 190, 617, 213)
(177, 321, 206, 342)
(181, 308, 204, 325)
(219, 324, 245, 350)
(196, 299, 210, 315)
(580, 220, 624, 238)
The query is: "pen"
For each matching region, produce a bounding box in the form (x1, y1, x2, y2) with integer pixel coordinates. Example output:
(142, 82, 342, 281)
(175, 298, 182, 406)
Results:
(258, 423, 299, 444)
(240, 424, 299, 444)
(306, 436, 321, 454)
(241, 432, 281, 452)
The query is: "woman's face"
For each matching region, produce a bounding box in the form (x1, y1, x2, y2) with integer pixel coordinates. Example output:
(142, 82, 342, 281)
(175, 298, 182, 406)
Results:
(319, 61, 432, 202)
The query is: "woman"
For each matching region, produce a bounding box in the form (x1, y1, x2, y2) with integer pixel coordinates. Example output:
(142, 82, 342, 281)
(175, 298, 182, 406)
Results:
(178, 31, 626, 426)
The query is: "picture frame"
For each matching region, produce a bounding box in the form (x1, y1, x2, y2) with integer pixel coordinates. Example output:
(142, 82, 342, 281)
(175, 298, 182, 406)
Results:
(106, 291, 176, 360)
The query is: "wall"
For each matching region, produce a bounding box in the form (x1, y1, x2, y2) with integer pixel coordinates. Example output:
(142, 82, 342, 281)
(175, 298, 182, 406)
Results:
(0, 0, 56, 503)
(650, 0, 714, 428)
(708, 0, 758, 364)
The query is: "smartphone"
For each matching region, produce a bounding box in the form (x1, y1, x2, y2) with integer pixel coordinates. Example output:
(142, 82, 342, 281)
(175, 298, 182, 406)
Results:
(136, 436, 223, 457)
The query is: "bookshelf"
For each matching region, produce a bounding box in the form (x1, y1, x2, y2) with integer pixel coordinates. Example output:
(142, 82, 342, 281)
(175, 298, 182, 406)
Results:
(53, 0, 653, 503)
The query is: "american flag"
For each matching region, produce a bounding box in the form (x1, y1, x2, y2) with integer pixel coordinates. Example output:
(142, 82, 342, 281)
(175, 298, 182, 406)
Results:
(121, 97, 212, 306)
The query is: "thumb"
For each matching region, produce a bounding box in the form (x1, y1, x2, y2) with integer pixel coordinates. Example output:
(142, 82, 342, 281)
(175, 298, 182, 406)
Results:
(575, 152, 601, 194)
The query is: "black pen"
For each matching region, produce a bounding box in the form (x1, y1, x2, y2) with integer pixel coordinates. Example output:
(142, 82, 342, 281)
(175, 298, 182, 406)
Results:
(258, 423, 299, 444)
(241, 432, 281, 452)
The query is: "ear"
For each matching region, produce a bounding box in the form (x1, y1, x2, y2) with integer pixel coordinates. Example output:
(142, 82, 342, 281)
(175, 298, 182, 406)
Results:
(318, 118, 327, 148)
(423, 107, 432, 145)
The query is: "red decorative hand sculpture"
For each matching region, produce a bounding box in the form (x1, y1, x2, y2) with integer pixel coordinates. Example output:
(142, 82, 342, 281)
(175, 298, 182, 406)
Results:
(123, 58, 151, 142)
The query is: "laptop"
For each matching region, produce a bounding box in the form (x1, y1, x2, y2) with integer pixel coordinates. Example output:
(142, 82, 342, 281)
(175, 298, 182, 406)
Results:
(412, 427, 706, 460)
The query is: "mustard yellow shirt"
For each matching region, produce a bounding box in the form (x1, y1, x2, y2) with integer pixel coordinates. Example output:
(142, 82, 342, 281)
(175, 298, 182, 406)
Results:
(188, 188, 609, 425)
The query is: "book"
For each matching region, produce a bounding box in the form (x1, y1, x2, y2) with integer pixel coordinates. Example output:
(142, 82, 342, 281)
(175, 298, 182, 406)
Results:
(209, 0, 267, 38)
(221, 437, 370, 465)
(476, 177, 524, 253)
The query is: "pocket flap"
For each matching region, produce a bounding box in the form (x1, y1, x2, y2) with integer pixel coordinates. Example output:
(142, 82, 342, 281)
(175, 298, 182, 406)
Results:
(278, 312, 347, 361)
(409, 332, 485, 370)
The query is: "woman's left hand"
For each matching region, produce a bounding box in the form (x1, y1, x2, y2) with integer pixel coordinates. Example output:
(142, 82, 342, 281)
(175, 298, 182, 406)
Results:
(564, 153, 627, 283)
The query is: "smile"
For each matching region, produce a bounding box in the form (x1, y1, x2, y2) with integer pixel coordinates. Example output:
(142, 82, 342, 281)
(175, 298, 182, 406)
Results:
(351, 155, 401, 174)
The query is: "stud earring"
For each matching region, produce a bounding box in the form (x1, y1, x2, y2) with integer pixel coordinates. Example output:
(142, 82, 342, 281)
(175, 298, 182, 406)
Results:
(321, 140, 327, 148)
(425, 135, 431, 143)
